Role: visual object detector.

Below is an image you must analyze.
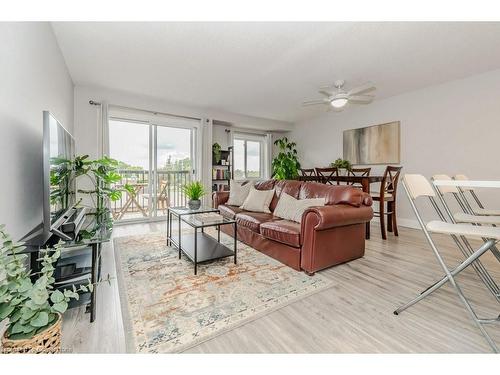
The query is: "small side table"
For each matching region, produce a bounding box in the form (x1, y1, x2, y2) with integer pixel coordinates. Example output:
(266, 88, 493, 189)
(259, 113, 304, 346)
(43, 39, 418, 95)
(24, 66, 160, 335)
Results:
(167, 207, 237, 275)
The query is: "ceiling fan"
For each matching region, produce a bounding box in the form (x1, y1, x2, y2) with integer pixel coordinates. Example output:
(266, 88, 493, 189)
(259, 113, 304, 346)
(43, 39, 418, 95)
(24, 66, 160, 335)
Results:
(302, 80, 376, 110)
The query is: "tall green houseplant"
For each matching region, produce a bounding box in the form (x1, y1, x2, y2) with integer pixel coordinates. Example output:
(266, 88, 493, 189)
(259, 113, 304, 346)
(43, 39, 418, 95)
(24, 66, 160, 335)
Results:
(272, 137, 301, 180)
(50, 155, 133, 228)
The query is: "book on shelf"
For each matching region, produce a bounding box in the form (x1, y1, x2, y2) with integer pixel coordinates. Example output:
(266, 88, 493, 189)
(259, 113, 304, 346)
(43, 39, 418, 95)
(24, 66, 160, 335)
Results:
(212, 168, 230, 180)
(212, 183, 229, 192)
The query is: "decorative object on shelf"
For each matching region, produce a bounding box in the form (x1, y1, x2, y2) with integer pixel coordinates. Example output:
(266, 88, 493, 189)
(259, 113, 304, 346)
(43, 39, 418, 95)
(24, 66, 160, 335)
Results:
(0, 225, 93, 353)
(331, 158, 352, 175)
(51, 155, 134, 228)
(272, 137, 301, 180)
(182, 181, 206, 210)
(212, 143, 222, 165)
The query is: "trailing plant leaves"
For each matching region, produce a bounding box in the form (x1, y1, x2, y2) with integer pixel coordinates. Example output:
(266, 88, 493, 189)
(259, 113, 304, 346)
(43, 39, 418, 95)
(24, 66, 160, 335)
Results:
(0, 303, 14, 320)
(50, 289, 64, 304)
(30, 288, 49, 305)
(52, 301, 68, 314)
(21, 307, 37, 321)
(30, 311, 49, 327)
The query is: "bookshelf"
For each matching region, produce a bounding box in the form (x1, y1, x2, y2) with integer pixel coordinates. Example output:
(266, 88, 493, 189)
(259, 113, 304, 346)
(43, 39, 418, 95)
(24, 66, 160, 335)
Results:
(212, 147, 233, 192)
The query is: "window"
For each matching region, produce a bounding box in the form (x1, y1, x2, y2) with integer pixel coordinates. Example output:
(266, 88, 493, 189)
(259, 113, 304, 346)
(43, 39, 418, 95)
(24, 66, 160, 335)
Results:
(233, 133, 266, 180)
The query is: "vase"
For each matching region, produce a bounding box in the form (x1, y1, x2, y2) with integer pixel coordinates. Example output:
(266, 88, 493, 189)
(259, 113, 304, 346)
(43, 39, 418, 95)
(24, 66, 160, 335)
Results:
(188, 199, 201, 210)
(1, 313, 62, 354)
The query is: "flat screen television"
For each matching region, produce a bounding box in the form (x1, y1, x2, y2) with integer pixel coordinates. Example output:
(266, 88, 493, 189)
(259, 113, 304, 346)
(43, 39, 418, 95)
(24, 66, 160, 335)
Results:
(42, 111, 76, 237)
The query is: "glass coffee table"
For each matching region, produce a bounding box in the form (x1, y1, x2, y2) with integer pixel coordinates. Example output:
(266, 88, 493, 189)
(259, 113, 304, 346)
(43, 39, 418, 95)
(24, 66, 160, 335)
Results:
(167, 206, 237, 275)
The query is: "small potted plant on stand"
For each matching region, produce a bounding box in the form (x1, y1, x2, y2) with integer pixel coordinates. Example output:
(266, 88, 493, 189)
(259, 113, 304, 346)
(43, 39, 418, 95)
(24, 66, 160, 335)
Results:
(331, 158, 352, 176)
(182, 181, 206, 210)
(212, 143, 222, 165)
(0, 225, 91, 353)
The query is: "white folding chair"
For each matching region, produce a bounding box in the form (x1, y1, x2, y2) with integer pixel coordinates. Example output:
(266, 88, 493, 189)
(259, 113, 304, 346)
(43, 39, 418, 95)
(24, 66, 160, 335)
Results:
(454, 174, 500, 216)
(430, 175, 500, 301)
(394, 174, 500, 353)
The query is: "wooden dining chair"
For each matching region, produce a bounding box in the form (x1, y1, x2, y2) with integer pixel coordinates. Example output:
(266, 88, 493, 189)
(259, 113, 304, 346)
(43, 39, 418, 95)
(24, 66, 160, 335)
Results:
(299, 168, 316, 181)
(347, 167, 371, 188)
(300, 168, 316, 177)
(371, 166, 403, 240)
(315, 167, 339, 185)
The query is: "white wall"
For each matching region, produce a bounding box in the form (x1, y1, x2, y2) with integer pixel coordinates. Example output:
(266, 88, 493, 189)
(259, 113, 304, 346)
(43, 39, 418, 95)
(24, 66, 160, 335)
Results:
(74, 85, 292, 159)
(291, 69, 500, 227)
(0, 23, 74, 239)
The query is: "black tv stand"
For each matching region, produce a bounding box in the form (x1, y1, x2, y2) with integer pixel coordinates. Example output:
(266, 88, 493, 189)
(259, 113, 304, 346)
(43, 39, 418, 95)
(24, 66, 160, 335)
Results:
(23, 211, 111, 323)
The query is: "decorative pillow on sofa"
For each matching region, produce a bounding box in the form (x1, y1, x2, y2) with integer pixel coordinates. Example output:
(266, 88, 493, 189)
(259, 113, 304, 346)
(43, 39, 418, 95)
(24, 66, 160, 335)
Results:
(226, 180, 253, 206)
(273, 192, 325, 223)
(240, 186, 275, 213)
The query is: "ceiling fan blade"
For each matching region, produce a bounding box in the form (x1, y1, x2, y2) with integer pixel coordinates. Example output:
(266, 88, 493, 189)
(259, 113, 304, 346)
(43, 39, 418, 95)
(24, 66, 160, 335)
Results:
(348, 82, 376, 96)
(318, 90, 333, 97)
(302, 99, 329, 106)
(349, 94, 375, 103)
(319, 84, 335, 90)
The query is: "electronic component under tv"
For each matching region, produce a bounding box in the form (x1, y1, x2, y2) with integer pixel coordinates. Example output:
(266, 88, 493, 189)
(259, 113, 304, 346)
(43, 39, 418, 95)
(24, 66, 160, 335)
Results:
(42, 111, 76, 239)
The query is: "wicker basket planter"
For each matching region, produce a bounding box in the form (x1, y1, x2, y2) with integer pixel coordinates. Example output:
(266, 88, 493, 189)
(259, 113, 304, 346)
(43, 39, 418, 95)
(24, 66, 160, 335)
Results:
(1, 313, 62, 354)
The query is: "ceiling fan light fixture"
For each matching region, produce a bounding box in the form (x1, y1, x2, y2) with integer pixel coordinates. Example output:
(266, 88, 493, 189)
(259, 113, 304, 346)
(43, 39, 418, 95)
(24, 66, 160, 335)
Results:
(330, 97, 348, 108)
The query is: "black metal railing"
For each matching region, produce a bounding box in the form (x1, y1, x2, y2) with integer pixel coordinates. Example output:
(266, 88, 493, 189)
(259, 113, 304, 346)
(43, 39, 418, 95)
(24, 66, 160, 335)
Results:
(112, 169, 191, 220)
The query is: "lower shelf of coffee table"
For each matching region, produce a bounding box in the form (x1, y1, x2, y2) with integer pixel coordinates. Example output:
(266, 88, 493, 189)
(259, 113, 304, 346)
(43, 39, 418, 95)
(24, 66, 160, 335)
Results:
(179, 232, 234, 263)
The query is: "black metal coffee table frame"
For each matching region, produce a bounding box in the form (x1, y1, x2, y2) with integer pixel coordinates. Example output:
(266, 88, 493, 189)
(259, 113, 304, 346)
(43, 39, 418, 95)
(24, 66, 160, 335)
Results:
(167, 206, 237, 275)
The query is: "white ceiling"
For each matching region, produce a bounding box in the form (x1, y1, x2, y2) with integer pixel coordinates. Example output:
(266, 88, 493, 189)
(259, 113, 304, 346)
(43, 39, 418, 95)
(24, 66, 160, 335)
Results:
(52, 22, 500, 123)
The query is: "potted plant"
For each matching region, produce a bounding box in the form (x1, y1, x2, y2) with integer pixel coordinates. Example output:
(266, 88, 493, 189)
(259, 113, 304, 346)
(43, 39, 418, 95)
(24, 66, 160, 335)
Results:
(331, 158, 352, 176)
(212, 143, 222, 165)
(51, 155, 134, 228)
(272, 137, 301, 180)
(0, 225, 91, 353)
(182, 181, 206, 210)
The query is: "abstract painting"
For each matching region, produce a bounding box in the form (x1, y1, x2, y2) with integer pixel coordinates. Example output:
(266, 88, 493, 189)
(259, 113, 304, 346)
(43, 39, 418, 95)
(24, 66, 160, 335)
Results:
(343, 121, 400, 165)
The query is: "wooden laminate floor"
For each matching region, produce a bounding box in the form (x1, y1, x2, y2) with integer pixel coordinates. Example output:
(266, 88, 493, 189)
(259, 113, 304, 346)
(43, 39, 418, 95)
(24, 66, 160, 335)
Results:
(60, 222, 500, 353)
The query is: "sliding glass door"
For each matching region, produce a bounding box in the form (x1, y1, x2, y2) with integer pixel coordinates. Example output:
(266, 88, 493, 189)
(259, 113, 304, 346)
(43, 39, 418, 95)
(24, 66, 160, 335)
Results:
(154, 125, 195, 217)
(109, 118, 197, 223)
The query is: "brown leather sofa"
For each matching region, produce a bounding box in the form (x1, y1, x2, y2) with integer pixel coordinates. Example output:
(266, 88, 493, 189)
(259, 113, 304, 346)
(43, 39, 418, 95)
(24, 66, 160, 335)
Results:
(212, 179, 373, 275)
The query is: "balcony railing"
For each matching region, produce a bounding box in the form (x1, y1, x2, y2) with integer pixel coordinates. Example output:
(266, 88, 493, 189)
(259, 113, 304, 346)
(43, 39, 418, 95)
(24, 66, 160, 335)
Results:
(112, 169, 191, 221)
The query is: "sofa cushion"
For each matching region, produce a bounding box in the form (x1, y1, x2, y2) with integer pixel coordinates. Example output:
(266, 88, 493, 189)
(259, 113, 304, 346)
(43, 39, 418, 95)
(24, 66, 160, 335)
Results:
(219, 205, 244, 219)
(260, 220, 302, 248)
(235, 212, 280, 233)
(270, 180, 303, 212)
(240, 186, 275, 213)
(226, 180, 253, 206)
(299, 182, 369, 207)
(273, 192, 325, 223)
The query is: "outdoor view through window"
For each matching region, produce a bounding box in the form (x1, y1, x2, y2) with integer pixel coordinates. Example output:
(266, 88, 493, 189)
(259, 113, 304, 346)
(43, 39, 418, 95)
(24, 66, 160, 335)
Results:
(109, 119, 193, 220)
(233, 137, 262, 179)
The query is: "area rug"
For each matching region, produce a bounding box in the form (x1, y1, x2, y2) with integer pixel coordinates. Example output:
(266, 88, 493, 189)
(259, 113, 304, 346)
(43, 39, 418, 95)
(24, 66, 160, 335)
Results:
(114, 231, 333, 353)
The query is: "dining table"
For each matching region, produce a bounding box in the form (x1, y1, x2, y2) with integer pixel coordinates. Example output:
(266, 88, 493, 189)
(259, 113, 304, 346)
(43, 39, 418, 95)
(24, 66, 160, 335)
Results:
(298, 175, 384, 239)
(113, 182, 149, 220)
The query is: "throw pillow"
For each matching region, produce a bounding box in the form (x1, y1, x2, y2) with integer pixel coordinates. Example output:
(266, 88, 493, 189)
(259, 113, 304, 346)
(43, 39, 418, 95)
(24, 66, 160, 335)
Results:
(240, 186, 275, 213)
(226, 180, 253, 206)
(273, 192, 325, 223)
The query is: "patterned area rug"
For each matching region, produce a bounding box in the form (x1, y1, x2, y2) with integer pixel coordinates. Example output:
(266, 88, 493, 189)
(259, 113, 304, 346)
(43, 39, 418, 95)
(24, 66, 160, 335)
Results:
(114, 231, 333, 353)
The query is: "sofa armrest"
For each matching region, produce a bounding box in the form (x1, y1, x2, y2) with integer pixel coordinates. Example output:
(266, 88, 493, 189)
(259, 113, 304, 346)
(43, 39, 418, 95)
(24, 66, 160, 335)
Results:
(212, 191, 230, 208)
(301, 204, 373, 231)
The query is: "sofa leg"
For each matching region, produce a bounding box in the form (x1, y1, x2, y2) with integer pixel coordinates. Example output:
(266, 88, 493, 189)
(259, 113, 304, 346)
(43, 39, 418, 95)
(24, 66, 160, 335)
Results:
(304, 270, 315, 276)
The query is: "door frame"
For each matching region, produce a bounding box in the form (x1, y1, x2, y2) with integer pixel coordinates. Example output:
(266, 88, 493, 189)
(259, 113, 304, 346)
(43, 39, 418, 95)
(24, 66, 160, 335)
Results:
(109, 116, 201, 225)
